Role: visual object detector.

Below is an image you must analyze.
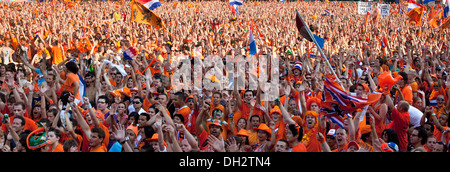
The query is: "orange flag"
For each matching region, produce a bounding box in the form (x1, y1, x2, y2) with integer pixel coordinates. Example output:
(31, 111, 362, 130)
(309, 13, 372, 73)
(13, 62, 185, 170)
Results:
(407, 7, 424, 26)
(364, 11, 370, 24)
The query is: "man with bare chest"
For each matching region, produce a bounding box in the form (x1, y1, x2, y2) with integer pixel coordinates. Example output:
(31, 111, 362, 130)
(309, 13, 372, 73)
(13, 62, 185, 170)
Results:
(84, 73, 97, 105)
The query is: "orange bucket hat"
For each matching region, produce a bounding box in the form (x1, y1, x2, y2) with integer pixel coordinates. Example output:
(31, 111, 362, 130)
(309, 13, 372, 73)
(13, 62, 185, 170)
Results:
(237, 129, 249, 137)
(256, 123, 271, 137)
(118, 87, 131, 97)
(107, 90, 121, 98)
(270, 106, 281, 115)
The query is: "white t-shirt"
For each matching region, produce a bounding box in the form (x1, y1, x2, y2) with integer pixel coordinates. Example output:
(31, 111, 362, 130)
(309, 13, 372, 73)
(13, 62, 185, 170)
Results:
(394, 105, 423, 127)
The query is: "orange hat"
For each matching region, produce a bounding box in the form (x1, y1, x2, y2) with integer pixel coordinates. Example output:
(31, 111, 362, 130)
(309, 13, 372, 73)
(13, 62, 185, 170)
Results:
(185, 94, 194, 102)
(147, 133, 168, 147)
(129, 87, 139, 93)
(107, 90, 121, 97)
(302, 110, 319, 129)
(348, 141, 359, 150)
(207, 119, 227, 128)
(152, 91, 160, 96)
(149, 133, 160, 142)
(256, 123, 271, 136)
(236, 129, 249, 137)
(270, 106, 281, 115)
(118, 87, 131, 97)
(126, 125, 139, 136)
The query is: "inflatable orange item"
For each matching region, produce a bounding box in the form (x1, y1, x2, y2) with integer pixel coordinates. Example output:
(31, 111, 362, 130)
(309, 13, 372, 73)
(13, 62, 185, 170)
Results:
(377, 71, 403, 94)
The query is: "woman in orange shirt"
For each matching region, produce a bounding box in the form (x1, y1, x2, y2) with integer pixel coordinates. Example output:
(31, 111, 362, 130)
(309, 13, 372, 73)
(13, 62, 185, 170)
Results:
(62, 61, 80, 103)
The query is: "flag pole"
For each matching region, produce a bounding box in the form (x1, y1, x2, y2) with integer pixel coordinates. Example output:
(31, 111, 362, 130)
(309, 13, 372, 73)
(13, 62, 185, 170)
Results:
(296, 10, 341, 83)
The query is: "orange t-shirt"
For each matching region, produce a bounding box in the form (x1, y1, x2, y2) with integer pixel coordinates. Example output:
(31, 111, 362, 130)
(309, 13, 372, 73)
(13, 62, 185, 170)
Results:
(51, 46, 65, 65)
(48, 143, 64, 152)
(433, 126, 450, 143)
(63, 72, 80, 99)
(395, 85, 413, 104)
(409, 81, 418, 93)
(143, 97, 152, 112)
(386, 108, 410, 151)
(239, 103, 263, 120)
(248, 130, 259, 146)
(60, 132, 83, 150)
(90, 145, 107, 152)
(273, 120, 286, 141)
(291, 143, 307, 152)
(231, 110, 243, 125)
(302, 128, 324, 152)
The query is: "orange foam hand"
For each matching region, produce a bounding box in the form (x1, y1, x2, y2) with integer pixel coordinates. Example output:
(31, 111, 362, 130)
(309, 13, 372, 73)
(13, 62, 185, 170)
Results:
(377, 71, 403, 94)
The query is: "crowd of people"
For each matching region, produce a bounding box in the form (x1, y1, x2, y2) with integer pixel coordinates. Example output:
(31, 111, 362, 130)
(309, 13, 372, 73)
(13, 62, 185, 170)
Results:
(0, 0, 449, 152)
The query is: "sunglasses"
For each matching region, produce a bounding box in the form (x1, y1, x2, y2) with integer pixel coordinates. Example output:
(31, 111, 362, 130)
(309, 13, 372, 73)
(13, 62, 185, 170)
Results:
(133, 101, 141, 104)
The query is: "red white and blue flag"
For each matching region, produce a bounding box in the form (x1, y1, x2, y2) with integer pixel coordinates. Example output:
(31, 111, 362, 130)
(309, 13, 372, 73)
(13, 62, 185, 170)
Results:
(123, 47, 138, 60)
(320, 77, 381, 128)
(136, 0, 161, 10)
(229, 0, 243, 6)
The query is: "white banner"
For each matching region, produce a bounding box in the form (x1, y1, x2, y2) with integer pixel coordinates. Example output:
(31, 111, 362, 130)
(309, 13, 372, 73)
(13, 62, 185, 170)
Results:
(358, 1, 372, 14)
(377, 4, 390, 17)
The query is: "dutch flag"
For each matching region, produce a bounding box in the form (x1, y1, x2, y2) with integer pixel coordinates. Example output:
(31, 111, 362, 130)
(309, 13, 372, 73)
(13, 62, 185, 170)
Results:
(137, 0, 161, 10)
(229, 0, 243, 6)
(407, 0, 422, 13)
(123, 47, 138, 60)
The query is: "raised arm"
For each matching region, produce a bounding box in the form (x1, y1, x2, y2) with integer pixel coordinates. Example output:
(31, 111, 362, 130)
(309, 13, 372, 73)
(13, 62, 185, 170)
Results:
(72, 102, 92, 139)
(175, 123, 199, 151)
(278, 100, 296, 125)
(195, 103, 210, 136)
